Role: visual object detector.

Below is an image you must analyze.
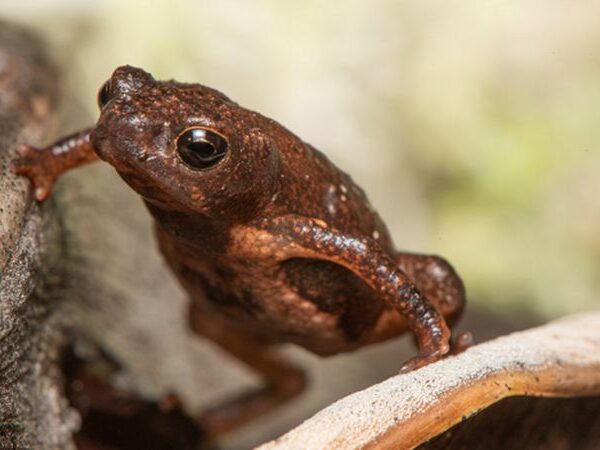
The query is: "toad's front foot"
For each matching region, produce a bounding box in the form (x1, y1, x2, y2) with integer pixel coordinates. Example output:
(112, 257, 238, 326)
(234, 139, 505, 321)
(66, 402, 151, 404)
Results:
(10, 128, 98, 202)
(10, 144, 57, 201)
(399, 331, 474, 374)
(399, 345, 450, 374)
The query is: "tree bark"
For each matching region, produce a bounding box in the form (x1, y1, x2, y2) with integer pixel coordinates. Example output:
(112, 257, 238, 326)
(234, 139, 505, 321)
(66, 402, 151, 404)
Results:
(0, 21, 79, 450)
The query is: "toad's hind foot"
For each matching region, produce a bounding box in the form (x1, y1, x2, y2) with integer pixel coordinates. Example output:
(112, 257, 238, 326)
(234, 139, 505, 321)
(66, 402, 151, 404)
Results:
(190, 311, 307, 438)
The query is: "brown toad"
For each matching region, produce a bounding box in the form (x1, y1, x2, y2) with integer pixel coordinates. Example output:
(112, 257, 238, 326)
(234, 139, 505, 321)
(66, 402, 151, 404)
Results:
(12, 65, 468, 437)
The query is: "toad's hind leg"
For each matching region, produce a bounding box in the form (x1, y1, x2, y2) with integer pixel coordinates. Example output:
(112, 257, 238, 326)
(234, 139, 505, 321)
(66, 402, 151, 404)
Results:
(190, 311, 306, 439)
(395, 252, 466, 325)
(395, 252, 472, 351)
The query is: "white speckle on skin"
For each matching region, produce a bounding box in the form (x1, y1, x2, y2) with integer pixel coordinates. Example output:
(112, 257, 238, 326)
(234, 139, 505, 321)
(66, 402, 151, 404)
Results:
(190, 186, 203, 201)
(305, 174, 310, 180)
(340, 184, 347, 193)
(372, 230, 380, 240)
(325, 185, 338, 216)
(430, 264, 447, 279)
(340, 195, 347, 202)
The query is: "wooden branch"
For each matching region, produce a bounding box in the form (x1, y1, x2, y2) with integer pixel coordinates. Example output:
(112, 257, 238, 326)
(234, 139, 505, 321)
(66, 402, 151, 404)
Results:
(258, 312, 600, 450)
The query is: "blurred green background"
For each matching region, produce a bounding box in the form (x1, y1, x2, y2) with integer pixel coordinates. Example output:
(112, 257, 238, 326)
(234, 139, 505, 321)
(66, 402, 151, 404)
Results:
(2, 0, 599, 321)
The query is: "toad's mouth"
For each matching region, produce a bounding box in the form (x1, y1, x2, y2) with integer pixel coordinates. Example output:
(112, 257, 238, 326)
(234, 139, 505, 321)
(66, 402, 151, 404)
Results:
(115, 168, 159, 197)
(114, 167, 191, 212)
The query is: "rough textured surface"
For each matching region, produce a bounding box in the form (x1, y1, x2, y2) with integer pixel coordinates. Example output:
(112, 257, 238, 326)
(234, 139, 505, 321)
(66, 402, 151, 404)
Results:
(0, 22, 78, 450)
(258, 312, 600, 450)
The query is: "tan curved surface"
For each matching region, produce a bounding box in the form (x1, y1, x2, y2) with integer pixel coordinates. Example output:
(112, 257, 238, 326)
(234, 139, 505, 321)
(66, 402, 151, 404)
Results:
(257, 312, 600, 450)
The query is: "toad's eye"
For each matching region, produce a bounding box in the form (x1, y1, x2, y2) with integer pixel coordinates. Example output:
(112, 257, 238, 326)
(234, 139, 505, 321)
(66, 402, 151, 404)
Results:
(176, 128, 228, 170)
(97, 80, 112, 108)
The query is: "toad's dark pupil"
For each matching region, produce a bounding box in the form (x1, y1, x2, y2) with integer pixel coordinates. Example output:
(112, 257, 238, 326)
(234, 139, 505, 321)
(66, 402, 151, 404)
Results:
(177, 128, 228, 169)
(97, 80, 112, 108)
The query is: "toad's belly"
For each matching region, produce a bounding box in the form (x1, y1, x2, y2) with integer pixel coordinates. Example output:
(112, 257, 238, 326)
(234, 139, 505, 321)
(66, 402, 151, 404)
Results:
(175, 256, 410, 355)
(155, 227, 409, 355)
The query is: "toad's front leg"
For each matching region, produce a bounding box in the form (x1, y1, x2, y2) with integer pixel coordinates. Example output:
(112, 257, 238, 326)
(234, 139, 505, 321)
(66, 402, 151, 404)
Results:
(239, 215, 453, 372)
(10, 128, 98, 201)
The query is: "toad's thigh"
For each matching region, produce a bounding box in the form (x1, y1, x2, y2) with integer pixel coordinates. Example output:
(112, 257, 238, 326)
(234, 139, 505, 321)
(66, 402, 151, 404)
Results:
(395, 252, 466, 325)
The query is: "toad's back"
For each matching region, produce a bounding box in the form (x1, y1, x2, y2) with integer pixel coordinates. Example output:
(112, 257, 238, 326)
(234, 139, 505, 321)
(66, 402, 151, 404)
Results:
(255, 118, 395, 252)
